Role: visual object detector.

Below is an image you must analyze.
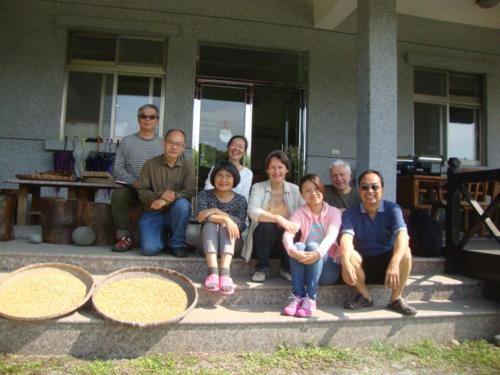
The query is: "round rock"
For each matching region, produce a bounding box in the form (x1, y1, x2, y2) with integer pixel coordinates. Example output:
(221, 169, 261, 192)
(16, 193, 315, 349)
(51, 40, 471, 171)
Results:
(72, 226, 96, 246)
(29, 233, 42, 244)
(494, 334, 500, 346)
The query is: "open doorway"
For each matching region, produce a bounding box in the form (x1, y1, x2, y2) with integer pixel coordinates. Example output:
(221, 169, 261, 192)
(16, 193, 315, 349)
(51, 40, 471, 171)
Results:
(192, 44, 307, 190)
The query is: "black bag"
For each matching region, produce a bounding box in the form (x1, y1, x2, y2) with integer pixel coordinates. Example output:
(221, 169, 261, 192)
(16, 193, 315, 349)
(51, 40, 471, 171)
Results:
(53, 136, 75, 175)
(407, 208, 442, 257)
(85, 137, 115, 172)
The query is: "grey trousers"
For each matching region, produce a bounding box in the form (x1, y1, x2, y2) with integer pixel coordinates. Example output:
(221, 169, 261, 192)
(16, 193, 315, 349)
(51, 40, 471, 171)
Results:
(201, 222, 242, 256)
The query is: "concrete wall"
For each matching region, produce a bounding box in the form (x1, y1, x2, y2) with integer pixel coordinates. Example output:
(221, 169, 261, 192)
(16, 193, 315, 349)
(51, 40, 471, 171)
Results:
(1, 0, 499, 190)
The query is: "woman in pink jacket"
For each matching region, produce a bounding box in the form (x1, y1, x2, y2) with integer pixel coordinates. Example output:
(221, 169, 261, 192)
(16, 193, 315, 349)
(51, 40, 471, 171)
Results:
(282, 174, 342, 317)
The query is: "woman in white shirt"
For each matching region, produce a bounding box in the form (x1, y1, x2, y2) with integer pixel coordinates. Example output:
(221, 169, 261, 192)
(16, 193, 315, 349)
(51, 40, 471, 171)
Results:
(204, 135, 253, 201)
(242, 150, 304, 282)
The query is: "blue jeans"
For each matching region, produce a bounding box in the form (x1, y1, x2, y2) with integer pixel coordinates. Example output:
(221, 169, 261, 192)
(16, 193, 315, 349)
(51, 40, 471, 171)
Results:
(139, 198, 191, 256)
(290, 242, 341, 299)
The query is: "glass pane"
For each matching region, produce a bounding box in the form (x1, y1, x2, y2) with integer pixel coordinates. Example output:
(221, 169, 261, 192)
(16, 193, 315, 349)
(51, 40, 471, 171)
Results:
(65, 71, 113, 139)
(119, 38, 164, 66)
(450, 74, 482, 98)
(448, 107, 479, 160)
(414, 102, 444, 156)
(71, 35, 116, 62)
(198, 85, 247, 190)
(414, 70, 446, 96)
(199, 45, 307, 85)
(114, 76, 161, 138)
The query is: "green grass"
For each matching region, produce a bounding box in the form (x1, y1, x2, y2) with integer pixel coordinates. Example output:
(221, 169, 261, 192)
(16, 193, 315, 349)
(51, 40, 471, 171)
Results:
(0, 340, 498, 375)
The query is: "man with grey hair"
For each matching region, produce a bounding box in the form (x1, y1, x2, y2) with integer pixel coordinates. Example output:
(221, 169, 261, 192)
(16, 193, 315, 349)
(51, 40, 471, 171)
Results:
(324, 159, 360, 210)
(111, 104, 164, 252)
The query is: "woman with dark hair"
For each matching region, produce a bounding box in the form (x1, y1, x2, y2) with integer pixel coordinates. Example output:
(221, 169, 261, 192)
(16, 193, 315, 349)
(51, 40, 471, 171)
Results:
(204, 135, 253, 200)
(197, 160, 247, 295)
(242, 150, 303, 282)
(282, 174, 342, 317)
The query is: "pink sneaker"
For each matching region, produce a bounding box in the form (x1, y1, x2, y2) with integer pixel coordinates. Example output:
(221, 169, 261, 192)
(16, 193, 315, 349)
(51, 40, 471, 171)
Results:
(296, 296, 316, 317)
(282, 294, 302, 316)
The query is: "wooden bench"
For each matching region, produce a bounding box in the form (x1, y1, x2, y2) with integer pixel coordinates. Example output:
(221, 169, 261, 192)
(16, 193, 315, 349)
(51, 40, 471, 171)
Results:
(6, 179, 119, 225)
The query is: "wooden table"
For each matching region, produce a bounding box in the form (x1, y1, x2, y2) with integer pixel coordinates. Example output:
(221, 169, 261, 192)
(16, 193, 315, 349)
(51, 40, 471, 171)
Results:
(7, 179, 119, 225)
(397, 175, 447, 217)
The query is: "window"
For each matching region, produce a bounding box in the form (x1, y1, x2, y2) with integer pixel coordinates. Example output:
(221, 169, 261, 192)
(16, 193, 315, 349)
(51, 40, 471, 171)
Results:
(62, 33, 166, 140)
(413, 69, 483, 164)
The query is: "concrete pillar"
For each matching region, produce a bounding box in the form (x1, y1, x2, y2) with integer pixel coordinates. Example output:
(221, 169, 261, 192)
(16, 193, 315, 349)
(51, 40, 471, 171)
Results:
(357, 0, 398, 200)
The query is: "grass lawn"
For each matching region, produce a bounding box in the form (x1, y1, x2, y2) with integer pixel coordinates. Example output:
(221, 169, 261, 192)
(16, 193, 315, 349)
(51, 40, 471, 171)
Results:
(0, 339, 498, 375)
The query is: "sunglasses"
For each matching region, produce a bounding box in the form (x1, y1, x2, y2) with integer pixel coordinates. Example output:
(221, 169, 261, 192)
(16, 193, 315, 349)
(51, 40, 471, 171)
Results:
(139, 114, 158, 120)
(360, 184, 381, 191)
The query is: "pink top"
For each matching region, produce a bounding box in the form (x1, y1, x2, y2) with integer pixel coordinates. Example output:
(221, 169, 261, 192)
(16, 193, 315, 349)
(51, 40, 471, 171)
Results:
(283, 202, 342, 260)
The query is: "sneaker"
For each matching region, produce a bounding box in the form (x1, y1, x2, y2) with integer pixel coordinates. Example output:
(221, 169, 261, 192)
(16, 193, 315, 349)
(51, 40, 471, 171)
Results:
(170, 247, 187, 258)
(111, 236, 133, 252)
(344, 293, 373, 310)
(251, 271, 266, 282)
(296, 296, 316, 317)
(279, 269, 292, 282)
(387, 298, 417, 316)
(282, 294, 302, 316)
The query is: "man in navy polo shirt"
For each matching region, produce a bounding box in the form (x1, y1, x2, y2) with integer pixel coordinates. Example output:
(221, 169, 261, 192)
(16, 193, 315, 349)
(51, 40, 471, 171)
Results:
(339, 169, 417, 316)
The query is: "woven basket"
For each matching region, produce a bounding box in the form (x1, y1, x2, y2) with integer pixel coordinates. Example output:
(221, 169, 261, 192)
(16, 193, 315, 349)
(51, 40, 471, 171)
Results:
(92, 267, 198, 328)
(0, 262, 94, 321)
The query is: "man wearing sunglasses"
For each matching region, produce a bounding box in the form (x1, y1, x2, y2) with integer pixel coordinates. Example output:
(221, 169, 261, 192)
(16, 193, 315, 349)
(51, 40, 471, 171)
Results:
(111, 104, 164, 252)
(339, 170, 417, 316)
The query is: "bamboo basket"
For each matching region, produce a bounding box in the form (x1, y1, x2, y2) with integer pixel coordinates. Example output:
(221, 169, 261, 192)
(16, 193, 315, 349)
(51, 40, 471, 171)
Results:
(92, 266, 198, 328)
(0, 263, 94, 321)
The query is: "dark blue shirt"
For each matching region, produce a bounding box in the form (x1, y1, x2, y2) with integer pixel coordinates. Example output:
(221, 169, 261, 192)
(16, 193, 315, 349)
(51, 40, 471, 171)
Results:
(340, 200, 407, 257)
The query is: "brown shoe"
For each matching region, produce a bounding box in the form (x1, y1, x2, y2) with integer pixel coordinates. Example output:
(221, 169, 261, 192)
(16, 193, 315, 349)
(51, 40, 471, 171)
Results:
(111, 236, 133, 252)
(387, 298, 417, 316)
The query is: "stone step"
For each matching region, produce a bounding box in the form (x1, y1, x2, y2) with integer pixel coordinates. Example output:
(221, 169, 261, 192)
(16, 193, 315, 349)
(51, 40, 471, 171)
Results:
(1, 298, 498, 357)
(192, 274, 482, 306)
(0, 270, 482, 311)
(0, 239, 445, 277)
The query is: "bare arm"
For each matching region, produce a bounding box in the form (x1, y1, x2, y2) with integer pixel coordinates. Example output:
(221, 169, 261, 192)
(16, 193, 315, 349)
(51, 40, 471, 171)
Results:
(340, 233, 357, 286)
(385, 230, 409, 288)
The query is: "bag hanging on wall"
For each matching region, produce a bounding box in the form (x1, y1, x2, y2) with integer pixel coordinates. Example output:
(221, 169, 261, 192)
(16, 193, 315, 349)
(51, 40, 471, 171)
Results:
(53, 136, 75, 176)
(85, 137, 115, 172)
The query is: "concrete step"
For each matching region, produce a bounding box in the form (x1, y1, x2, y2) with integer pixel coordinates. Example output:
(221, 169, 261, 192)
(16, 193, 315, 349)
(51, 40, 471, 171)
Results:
(0, 270, 479, 307)
(1, 298, 498, 357)
(0, 239, 445, 277)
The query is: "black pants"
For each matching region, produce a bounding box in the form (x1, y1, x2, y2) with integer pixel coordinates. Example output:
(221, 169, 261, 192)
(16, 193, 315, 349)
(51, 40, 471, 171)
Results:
(253, 222, 290, 273)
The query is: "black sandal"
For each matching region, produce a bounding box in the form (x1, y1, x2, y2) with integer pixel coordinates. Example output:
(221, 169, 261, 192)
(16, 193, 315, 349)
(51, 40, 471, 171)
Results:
(344, 294, 374, 310)
(387, 298, 417, 316)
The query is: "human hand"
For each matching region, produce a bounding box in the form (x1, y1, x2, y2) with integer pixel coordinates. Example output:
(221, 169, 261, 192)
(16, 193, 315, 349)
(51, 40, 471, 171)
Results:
(385, 261, 400, 289)
(342, 261, 357, 286)
(160, 190, 176, 202)
(277, 216, 300, 234)
(150, 199, 167, 210)
(132, 180, 140, 189)
(225, 218, 240, 240)
(299, 251, 320, 265)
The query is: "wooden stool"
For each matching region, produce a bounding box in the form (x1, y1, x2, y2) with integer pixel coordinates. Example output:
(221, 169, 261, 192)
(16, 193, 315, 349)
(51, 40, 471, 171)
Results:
(41, 198, 77, 244)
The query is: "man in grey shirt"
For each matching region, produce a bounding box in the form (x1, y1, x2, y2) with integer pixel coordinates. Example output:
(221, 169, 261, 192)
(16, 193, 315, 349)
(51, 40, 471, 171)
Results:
(111, 104, 164, 252)
(324, 160, 360, 211)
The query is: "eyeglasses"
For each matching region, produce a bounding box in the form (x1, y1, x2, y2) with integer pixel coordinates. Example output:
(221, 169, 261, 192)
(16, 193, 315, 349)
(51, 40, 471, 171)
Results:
(360, 184, 381, 191)
(166, 140, 185, 148)
(139, 114, 159, 120)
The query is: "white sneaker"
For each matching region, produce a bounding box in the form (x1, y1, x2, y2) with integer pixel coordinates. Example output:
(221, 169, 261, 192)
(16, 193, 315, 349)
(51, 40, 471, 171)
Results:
(251, 271, 266, 282)
(279, 269, 292, 282)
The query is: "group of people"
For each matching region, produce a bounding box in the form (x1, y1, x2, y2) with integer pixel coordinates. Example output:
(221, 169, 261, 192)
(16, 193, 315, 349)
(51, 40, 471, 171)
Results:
(110, 104, 417, 319)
